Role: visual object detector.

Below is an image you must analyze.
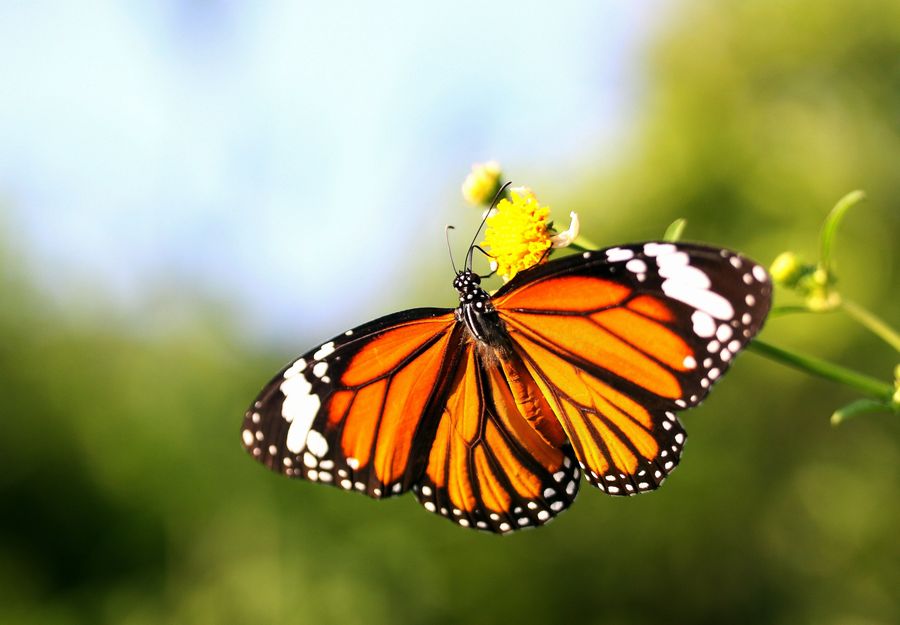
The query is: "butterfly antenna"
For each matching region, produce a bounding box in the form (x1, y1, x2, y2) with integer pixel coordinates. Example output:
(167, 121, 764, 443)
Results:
(466, 181, 512, 271)
(445, 225, 460, 275)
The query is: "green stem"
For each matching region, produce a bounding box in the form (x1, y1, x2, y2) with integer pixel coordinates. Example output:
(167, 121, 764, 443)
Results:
(747, 339, 893, 401)
(830, 398, 892, 425)
(841, 299, 900, 352)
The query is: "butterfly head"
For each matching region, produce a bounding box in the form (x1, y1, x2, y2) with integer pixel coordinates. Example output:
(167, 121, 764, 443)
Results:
(453, 270, 490, 304)
(453, 270, 481, 290)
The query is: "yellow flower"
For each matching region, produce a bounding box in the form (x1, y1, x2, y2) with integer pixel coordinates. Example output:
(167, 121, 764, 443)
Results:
(462, 161, 503, 206)
(482, 188, 578, 281)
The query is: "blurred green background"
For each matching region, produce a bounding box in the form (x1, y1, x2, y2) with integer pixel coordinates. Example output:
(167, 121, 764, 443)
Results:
(2, 1, 899, 624)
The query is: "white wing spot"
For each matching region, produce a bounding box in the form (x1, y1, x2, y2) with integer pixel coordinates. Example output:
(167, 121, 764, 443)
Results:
(716, 324, 733, 342)
(605, 247, 634, 262)
(283, 358, 307, 378)
(312, 362, 328, 378)
(306, 430, 329, 457)
(241, 429, 254, 446)
(683, 356, 697, 369)
(665, 282, 734, 319)
(282, 374, 320, 451)
(752, 265, 768, 282)
(691, 311, 716, 338)
(644, 242, 676, 256)
(347, 457, 360, 470)
(313, 342, 335, 361)
(626, 259, 647, 274)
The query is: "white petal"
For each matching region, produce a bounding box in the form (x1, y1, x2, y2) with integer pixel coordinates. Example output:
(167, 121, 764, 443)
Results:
(550, 212, 580, 248)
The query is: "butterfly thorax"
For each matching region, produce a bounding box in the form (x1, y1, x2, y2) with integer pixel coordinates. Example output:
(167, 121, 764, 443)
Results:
(453, 270, 507, 348)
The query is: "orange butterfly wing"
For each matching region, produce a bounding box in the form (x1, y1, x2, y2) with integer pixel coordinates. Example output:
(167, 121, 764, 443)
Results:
(412, 341, 580, 533)
(493, 243, 771, 495)
(241, 308, 460, 497)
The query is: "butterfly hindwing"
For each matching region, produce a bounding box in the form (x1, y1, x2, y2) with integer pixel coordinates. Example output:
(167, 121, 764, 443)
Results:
(413, 342, 580, 533)
(241, 308, 459, 498)
(493, 242, 771, 495)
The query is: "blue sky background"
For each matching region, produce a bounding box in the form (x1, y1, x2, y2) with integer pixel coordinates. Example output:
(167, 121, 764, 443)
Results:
(0, 1, 663, 344)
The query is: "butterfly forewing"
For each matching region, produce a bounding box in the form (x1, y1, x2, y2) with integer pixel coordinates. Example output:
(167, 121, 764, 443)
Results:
(241, 308, 459, 498)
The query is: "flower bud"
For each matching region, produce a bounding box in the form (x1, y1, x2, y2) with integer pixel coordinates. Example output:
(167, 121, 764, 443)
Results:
(462, 161, 503, 206)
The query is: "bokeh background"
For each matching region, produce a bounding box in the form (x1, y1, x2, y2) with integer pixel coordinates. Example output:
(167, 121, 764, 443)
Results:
(2, 1, 898, 624)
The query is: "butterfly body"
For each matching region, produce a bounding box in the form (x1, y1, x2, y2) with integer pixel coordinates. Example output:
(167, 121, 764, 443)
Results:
(243, 242, 771, 533)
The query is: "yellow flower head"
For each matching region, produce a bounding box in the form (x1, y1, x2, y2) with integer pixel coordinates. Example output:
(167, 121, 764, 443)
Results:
(462, 161, 503, 206)
(482, 188, 553, 281)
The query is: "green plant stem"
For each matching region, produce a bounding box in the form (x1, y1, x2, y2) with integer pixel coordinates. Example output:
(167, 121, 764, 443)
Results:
(841, 299, 900, 352)
(830, 398, 890, 425)
(747, 339, 893, 401)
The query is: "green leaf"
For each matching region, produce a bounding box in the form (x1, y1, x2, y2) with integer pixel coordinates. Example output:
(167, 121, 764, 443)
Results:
(663, 218, 687, 242)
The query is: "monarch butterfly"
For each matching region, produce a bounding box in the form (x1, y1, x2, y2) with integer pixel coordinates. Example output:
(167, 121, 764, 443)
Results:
(241, 239, 771, 534)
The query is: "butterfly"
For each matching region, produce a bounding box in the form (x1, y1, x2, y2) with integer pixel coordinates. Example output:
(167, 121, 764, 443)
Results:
(241, 240, 771, 533)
